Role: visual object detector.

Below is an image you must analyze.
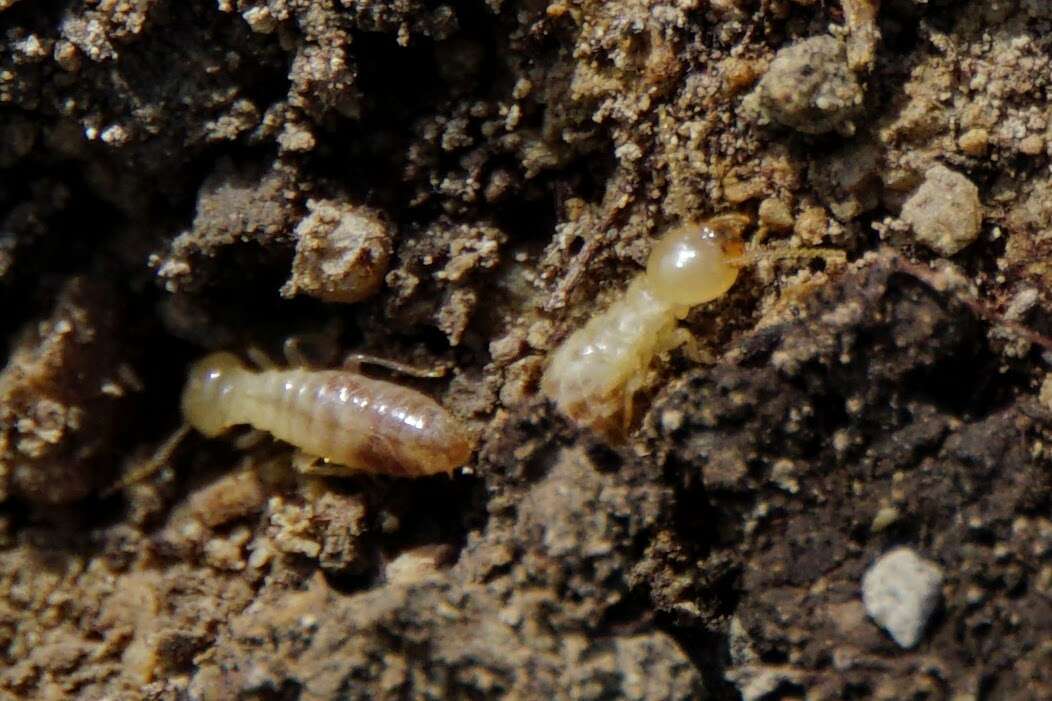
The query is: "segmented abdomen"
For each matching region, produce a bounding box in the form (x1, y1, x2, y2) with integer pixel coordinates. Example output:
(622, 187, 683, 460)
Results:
(541, 278, 680, 430)
(230, 369, 472, 476)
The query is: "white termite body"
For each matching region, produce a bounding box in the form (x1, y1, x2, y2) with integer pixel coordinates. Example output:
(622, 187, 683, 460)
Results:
(182, 352, 474, 477)
(542, 214, 842, 435)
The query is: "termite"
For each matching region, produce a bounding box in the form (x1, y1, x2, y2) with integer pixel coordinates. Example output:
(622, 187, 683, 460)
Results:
(541, 214, 846, 437)
(178, 349, 476, 478)
(109, 347, 475, 493)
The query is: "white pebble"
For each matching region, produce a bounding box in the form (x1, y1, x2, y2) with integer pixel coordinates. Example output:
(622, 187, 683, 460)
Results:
(901, 165, 982, 257)
(861, 547, 943, 648)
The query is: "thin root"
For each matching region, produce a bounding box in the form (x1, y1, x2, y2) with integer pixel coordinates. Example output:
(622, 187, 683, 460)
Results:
(893, 255, 1052, 354)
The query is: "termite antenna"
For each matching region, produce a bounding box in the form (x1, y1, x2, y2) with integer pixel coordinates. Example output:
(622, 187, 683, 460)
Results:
(284, 334, 339, 368)
(343, 353, 449, 379)
(727, 245, 848, 268)
(102, 423, 193, 496)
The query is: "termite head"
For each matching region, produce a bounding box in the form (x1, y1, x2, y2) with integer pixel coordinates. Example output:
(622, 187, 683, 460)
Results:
(181, 351, 245, 436)
(646, 214, 751, 306)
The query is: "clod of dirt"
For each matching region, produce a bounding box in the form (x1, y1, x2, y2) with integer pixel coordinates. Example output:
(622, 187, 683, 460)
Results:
(861, 547, 944, 648)
(958, 128, 989, 157)
(190, 575, 702, 701)
(186, 467, 266, 529)
(153, 160, 297, 293)
(810, 139, 883, 221)
(280, 199, 392, 304)
(750, 35, 864, 135)
(901, 164, 982, 256)
(0, 278, 138, 504)
(384, 220, 506, 345)
(647, 254, 1052, 696)
(180, 442, 702, 700)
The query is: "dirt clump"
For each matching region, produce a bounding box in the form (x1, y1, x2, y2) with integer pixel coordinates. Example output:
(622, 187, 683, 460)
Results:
(647, 256, 1052, 697)
(281, 199, 392, 304)
(0, 278, 139, 504)
(748, 35, 864, 136)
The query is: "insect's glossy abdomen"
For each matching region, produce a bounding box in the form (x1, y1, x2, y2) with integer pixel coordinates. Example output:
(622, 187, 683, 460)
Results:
(540, 215, 750, 436)
(541, 277, 681, 432)
(542, 213, 844, 437)
(181, 353, 473, 477)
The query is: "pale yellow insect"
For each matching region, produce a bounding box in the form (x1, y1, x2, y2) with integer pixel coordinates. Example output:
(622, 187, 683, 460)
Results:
(541, 214, 844, 436)
(181, 351, 474, 477)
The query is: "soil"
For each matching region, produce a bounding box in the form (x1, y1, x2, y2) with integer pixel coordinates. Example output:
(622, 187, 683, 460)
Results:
(2, 1, 1051, 699)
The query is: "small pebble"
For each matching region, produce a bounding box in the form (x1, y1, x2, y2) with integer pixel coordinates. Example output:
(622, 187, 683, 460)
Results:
(957, 128, 989, 156)
(861, 547, 944, 648)
(753, 35, 863, 135)
(758, 197, 794, 231)
(901, 164, 982, 257)
(281, 200, 392, 304)
(1018, 135, 1045, 156)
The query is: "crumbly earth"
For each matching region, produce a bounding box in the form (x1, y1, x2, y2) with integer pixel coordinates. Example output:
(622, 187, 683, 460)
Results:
(2, 1, 1052, 699)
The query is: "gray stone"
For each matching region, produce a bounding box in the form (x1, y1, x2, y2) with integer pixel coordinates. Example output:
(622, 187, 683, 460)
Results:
(861, 547, 943, 648)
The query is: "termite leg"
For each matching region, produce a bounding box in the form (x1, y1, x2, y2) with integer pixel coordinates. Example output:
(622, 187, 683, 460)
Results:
(342, 353, 448, 379)
(727, 246, 848, 269)
(247, 346, 279, 371)
(234, 429, 269, 451)
(667, 327, 699, 359)
(621, 386, 635, 436)
(291, 449, 362, 477)
(282, 337, 318, 369)
(103, 423, 193, 495)
(283, 332, 339, 369)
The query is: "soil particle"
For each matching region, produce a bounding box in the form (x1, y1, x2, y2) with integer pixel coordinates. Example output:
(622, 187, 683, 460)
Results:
(0, 278, 139, 504)
(901, 164, 983, 257)
(749, 35, 864, 135)
(958, 128, 989, 157)
(842, 0, 880, 71)
(281, 198, 392, 304)
(861, 546, 944, 649)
